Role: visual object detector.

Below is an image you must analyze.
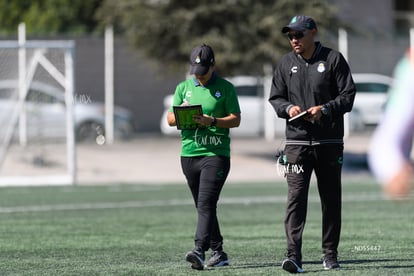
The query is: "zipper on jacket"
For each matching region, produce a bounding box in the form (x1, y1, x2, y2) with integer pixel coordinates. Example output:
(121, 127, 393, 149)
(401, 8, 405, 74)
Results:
(304, 61, 310, 110)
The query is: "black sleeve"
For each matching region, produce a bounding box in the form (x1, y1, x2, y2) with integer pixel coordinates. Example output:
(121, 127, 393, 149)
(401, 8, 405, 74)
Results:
(268, 58, 292, 119)
(326, 52, 356, 118)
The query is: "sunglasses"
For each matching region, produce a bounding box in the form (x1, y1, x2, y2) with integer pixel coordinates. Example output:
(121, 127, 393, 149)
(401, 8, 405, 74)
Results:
(287, 32, 306, 41)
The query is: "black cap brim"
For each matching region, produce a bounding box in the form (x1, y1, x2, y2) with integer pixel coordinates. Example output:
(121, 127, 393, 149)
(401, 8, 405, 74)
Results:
(190, 64, 209, 75)
(281, 25, 307, 34)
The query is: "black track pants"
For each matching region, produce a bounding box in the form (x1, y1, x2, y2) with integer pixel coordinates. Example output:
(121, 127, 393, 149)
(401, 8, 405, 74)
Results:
(181, 155, 230, 252)
(283, 144, 343, 262)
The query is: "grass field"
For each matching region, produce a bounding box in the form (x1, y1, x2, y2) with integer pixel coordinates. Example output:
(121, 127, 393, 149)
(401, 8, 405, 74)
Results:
(0, 179, 413, 275)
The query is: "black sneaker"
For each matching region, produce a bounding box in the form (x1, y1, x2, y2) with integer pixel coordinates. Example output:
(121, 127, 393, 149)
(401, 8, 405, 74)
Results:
(282, 258, 303, 273)
(322, 254, 340, 270)
(206, 251, 229, 267)
(185, 249, 205, 270)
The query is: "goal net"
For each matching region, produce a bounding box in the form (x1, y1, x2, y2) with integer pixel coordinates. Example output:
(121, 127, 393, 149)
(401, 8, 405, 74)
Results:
(0, 39, 76, 186)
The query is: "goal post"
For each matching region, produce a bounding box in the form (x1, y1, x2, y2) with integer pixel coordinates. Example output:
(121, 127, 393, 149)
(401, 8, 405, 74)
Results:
(0, 33, 76, 186)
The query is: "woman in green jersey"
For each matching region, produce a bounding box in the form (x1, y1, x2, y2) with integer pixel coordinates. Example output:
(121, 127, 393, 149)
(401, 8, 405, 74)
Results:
(167, 44, 241, 270)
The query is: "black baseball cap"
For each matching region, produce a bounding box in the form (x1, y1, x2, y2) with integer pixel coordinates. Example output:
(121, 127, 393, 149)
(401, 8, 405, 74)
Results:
(281, 15, 317, 33)
(189, 44, 215, 75)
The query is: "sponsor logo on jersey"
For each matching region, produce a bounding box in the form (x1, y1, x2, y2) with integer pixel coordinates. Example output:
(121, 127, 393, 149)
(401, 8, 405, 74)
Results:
(185, 91, 192, 99)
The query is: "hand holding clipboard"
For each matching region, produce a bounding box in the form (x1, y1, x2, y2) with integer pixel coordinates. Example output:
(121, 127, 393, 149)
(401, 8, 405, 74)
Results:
(288, 110, 309, 122)
(173, 105, 204, 130)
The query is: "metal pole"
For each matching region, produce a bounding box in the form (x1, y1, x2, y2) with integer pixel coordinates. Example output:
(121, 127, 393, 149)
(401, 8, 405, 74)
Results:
(65, 48, 77, 185)
(338, 28, 348, 61)
(338, 28, 350, 139)
(263, 63, 275, 141)
(105, 25, 114, 145)
(18, 22, 27, 146)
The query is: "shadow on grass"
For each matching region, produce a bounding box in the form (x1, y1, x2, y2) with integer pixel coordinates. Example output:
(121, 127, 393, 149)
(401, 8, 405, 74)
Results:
(302, 258, 414, 270)
(218, 262, 276, 270)
(203, 259, 414, 274)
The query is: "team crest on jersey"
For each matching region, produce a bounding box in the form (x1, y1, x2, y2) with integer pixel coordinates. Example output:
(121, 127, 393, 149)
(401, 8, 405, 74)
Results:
(317, 63, 326, 73)
(214, 90, 222, 98)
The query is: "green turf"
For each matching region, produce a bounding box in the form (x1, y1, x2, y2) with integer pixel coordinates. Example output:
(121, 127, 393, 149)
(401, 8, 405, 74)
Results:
(0, 179, 412, 275)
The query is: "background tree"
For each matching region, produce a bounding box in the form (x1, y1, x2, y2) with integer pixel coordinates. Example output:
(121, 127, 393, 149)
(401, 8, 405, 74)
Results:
(0, 0, 342, 76)
(0, 0, 103, 36)
(97, 0, 341, 76)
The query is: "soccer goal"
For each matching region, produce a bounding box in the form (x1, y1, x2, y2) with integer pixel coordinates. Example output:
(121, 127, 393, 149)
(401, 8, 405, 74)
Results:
(0, 25, 76, 186)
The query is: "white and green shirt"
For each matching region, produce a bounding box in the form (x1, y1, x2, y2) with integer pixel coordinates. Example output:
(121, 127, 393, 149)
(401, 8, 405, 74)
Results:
(170, 73, 241, 157)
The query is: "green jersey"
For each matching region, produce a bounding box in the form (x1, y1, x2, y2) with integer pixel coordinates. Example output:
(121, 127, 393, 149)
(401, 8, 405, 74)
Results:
(170, 73, 241, 157)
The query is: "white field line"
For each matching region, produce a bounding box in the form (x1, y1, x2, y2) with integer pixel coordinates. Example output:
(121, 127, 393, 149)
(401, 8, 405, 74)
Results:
(0, 193, 387, 214)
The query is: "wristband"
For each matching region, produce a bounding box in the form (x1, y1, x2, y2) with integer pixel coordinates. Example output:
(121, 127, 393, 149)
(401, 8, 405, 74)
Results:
(211, 117, 217, 126)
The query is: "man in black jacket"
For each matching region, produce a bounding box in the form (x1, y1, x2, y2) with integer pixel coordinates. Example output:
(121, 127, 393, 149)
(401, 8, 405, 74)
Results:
(268, 15, 356, 273)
